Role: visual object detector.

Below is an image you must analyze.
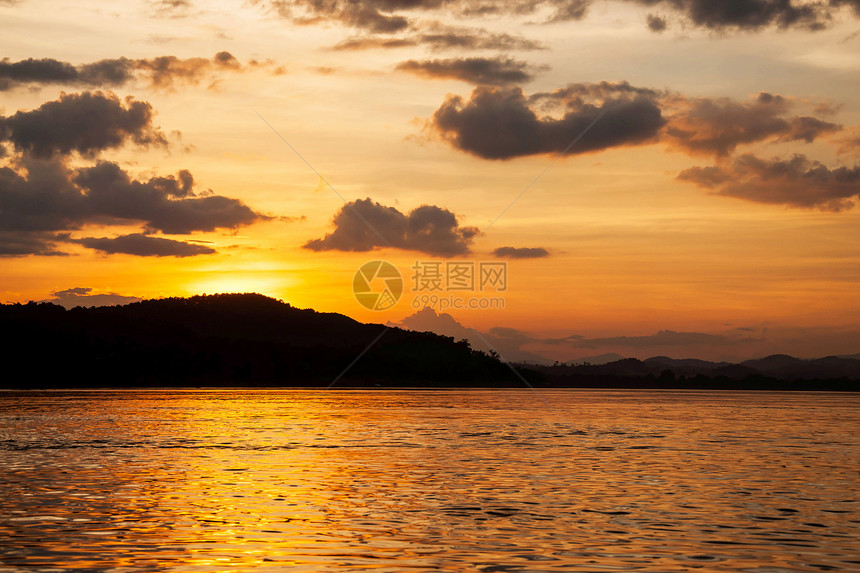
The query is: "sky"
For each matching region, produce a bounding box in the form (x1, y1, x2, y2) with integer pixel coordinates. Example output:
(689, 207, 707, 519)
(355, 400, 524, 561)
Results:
(2, 0, 860, 362)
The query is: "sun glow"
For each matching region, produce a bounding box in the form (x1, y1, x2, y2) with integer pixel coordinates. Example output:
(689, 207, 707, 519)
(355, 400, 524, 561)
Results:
(190, 275, 292, 300)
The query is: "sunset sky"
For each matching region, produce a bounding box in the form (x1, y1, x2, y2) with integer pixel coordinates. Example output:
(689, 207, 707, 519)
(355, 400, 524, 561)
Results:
(2, 0, 860, 362)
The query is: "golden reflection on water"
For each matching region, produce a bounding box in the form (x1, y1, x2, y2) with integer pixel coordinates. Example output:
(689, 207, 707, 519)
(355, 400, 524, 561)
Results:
(1, 390, 859, 572)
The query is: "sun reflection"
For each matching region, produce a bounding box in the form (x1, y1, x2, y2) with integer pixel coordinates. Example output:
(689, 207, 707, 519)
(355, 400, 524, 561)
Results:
(3, 390, 860, 571)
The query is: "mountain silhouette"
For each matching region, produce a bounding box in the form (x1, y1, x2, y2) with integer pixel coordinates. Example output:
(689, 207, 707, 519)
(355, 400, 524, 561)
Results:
(0, 293, 532, 388)
(567, 353, 626, 365)
(523, 354, 860, 391)
(1, 293, 858, 390)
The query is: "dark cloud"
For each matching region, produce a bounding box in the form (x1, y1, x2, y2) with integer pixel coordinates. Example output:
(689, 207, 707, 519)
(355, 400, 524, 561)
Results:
(0, 58, 89, 91)
(785, 116, 842, 143)
(74, 161, 265, 234)
(492, 246, 550, 258)
(0, 91, 166, 158)
(428, 82, 846, 170)
(396, 57, 540, 85)
(47, 287, 141, 308)
(646, 13, 668, 31)
(0, 157, 266, 255)
(0, 52, 258, 92)
(254, 0, 860, 37)
(304, 198, 478, 256)
(664, 92, 841, 156)
(650, 0, 832, 31)
(213, 50, 240, 69)
(628, 0, 860, 31)
(832, 0, 860, 11)
(0, 158, 81, 232)
(74, 233, 217, 257)
(0, 91, 272, 257)
(431, 84, 665, 160)
(678, 154, 860, 211)
(0, 230, 67, 257)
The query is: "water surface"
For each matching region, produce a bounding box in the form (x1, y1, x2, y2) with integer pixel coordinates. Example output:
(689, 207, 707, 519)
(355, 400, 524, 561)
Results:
(1, 389, 858, 571)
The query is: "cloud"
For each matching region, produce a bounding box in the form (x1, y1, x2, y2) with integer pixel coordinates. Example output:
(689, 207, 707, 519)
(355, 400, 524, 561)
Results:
(74, 161, 266, 234)
(256, 0, 410, 33)
(572, 329, 750, 349)
(133, 53, 254, 89)
(0, 91, 166, 158)
(417, 27, 545, 51)
(664, 92, 841, 156)
(213, 51, 240, 69)
(0, 230, 67, 257)
(0, 52, 262, 92)
(254, 0, 860, 38)
(0, 157, 267, 255)
(304, 198, 478, 256)
(332, 37, 419, 50)
(47, 287, 141, 308)
(646, 13, 668, 31)
(0, 91, 273, 257)
(424, 82, 857, 213)
(492, 246, 550, 258)
(148, 0, 194, 18)
(646, 0, 833, 31)
(430, 84, 665, 160)
(396, 57, 541, 85)
(429, 85, 843, 162)
(74, 233, 217, 257)
(0, 58, 95, 91)
(836, 129, 860, 156)
(833, 0, 860, 11)
(332, 27, 544, 51)
(678, 153, 860, 211)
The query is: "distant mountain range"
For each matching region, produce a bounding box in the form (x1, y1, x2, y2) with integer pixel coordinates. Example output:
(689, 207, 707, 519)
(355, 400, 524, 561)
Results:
(1, 294, 858, 390)
(524, 354, 860, 390)
(566, 353, 626, 365)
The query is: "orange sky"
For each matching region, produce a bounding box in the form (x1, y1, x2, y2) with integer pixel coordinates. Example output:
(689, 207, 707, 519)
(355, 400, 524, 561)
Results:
(2, 0, 860, 361)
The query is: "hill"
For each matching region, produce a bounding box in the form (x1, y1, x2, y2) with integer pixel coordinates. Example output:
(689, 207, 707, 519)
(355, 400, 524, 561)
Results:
(0, 294, 529, 388)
